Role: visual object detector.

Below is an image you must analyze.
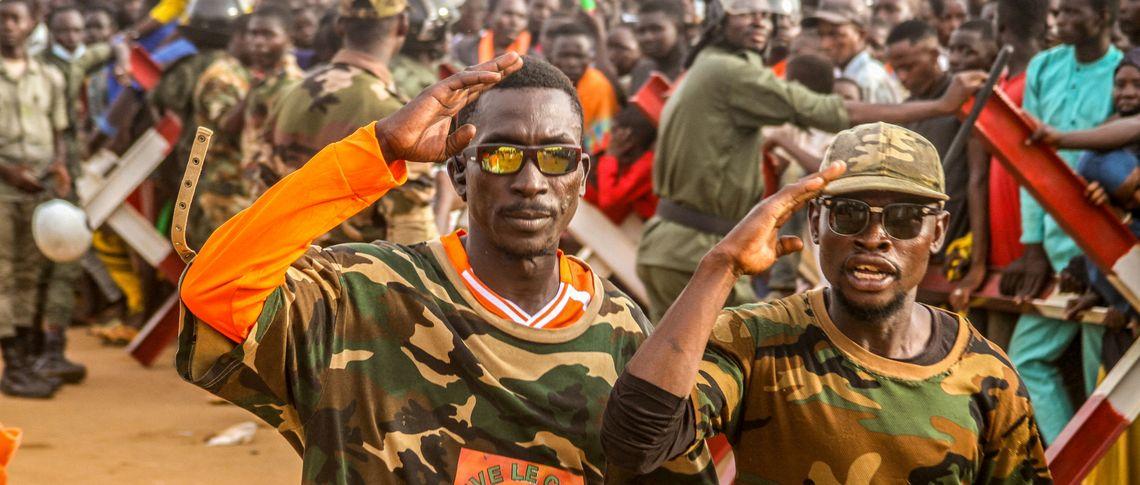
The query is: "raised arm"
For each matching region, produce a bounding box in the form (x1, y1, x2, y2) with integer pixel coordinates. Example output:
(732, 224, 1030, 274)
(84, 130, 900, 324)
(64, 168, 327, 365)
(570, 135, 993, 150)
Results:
(180, 53, 524, 343)
(601, 163, 845, 472)
(845, 71, 987, 126)
(1030, 115, 1140, 151)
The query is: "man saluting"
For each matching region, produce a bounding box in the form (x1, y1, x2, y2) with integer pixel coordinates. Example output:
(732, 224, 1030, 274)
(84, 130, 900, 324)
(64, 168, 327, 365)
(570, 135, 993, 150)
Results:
(602, 123, 1052, 483)
(176, 54, 713, 483)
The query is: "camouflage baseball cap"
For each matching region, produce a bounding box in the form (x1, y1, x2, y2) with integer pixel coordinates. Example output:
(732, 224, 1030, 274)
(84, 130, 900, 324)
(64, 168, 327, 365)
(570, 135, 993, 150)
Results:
(340, 0, 407, 18)
(802, 0, 868, 28)
(819, 122, 949, 201)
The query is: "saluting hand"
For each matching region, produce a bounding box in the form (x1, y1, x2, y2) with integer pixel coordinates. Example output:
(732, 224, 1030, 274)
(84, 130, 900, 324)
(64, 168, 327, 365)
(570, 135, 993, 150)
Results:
(708, 162, 847, 277)
(375, 53, 524, 164)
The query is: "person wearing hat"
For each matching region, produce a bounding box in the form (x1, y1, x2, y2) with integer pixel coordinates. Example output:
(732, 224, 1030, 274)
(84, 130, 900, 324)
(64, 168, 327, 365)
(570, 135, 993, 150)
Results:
(605, 123, 1051, 483)
(265, 0, 440, 246)
(636, 0, 987, 322)
(804, 0, 903, 104)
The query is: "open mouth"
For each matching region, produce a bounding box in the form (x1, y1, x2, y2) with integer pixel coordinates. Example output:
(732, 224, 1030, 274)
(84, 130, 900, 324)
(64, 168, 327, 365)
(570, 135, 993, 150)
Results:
(843, 257, 899, 291)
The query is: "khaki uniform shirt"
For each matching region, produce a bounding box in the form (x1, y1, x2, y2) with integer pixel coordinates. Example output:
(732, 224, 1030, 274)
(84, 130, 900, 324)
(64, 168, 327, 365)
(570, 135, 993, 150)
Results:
(0, 56, 67, 200)
(638, 47, 848, 274)
(267, 49, 437, 245)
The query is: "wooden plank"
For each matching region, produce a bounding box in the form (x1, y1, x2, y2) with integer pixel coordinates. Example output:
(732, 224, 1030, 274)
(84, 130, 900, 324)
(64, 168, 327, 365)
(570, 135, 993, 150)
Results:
(567, 202, 648, 304)
(125, 294, 180, 367)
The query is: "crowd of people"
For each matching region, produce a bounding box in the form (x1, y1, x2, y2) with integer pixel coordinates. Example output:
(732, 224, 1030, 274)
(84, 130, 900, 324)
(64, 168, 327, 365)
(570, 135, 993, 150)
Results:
(2, 0, 1140, 482)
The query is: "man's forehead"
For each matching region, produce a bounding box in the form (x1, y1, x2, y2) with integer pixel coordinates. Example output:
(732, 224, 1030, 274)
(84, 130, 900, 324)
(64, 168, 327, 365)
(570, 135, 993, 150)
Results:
(472, 89, 581, 142)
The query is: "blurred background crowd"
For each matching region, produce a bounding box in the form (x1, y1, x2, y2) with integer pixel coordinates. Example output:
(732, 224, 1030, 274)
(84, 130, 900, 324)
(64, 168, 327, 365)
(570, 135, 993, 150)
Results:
(1, 0, 1139, 480)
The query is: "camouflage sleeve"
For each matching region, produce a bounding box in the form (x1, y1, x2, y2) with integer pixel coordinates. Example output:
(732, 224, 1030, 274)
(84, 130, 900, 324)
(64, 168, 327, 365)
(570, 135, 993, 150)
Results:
(176, 247, 348, 447)
(690, 308, 757, 446)
(976, 353, 1053, 483)
(196, 73, 245, 127)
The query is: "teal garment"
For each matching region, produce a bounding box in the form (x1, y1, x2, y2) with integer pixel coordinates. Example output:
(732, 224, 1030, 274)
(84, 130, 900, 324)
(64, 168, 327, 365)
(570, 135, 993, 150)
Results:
(1008, 313, 1104, 443)
(1020, 44, 1122, 270)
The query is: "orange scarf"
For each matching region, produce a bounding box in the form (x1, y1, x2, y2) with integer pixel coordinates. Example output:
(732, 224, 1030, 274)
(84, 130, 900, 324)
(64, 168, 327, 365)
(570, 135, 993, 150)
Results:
(478, 30, 532, 64)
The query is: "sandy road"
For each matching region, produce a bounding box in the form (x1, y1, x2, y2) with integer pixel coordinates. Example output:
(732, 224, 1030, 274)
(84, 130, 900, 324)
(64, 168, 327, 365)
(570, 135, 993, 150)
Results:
(1, 329, 299, 484)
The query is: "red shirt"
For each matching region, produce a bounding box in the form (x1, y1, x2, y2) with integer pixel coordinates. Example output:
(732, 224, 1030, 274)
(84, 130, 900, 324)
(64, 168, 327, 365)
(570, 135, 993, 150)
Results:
(988, 73, 1026, 267)
(583, 151, 657, 224)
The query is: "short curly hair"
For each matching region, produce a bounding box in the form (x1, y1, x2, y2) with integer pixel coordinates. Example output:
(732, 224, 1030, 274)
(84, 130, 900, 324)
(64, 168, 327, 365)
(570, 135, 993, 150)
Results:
(457, 55, 584, 132)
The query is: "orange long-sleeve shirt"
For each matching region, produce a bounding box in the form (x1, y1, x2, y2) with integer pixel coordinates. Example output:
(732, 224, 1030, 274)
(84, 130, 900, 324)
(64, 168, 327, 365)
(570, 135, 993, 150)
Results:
(180, 123, 407, 343)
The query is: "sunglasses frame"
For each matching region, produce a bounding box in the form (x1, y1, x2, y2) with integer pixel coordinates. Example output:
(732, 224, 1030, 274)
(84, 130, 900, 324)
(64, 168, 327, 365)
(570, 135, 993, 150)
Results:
(816, 196, 944, 240)
(464, 143, 586, 176)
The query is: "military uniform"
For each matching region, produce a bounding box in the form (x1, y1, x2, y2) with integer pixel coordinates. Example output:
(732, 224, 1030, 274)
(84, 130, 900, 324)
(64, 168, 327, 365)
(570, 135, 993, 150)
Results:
(636, 46, 849, 321)
(177, 125, 715, 483)
(0, 56, 68, 340)
(687, 290, 1051, 482)
(188, 53, 251, 247)
(240, 54, 303, 198)
(267, 50, 438, 246)
(389, 53, 440, 99)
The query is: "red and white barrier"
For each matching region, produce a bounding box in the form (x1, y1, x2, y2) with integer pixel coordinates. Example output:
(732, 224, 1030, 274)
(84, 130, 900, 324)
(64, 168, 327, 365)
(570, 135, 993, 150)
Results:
(965, 88, 1140, 484)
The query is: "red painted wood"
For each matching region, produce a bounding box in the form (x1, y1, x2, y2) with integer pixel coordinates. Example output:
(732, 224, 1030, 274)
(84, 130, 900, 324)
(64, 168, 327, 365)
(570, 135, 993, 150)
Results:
(127, 294, 181, 367)
(962, 89, 1138, 272)
(1045, 394, 1129, 485)
(630, 74, 671, 127)
(129, 45, 162, 91)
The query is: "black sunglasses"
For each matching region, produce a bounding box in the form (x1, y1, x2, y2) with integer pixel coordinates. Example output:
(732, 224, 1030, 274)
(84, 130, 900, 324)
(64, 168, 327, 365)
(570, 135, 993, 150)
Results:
(465, 144, 584, 176)
(817, 197, 943, 240)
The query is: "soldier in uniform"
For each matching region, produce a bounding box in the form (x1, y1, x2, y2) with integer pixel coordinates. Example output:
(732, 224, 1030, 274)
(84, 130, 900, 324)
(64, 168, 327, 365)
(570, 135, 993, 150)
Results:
(0, 0, 70, 398)
(186, 4, 252, 247)
(636, 0, 987, 321)
(177, 54, 716, 483)
(390, 0, 462, 97)
(266, 0, 440, 245)
(604, 124, 1052, 483)
(222, 5, 303, 199)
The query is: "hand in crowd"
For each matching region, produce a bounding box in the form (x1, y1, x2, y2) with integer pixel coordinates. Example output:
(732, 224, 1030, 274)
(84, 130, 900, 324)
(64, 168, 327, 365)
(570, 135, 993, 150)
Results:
(1086, 181, 1111, 206)
(0, 165, 45, 194)
(375, 53, 524, 165)
(948, 264, 987, 312)
(50, 162, 71, 199)
(1027, 121, 1062, 147)
(938, 70, 988, 114)
(998, 243, 1054, 304)
(707, 162, 846, 278)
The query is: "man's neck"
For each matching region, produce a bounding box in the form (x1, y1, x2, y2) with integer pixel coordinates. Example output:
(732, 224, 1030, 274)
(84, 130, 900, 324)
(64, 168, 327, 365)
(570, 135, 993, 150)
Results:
(0, 45, 25, 61)
(915, 71, 950, 99)
(464, 230, 562, 314)
(825, 289, 933, 361)
(493, 31, 516, 50)
(344, 43, 396, 66)
(1007, 41, 1040, 77)
(838, 47, 865, 70)
(1073, 33, 1112, 63)
(653, 43, 685, 72)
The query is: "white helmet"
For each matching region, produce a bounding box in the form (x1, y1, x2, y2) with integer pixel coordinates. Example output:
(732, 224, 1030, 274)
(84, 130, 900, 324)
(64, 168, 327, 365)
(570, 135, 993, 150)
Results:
(33, 199, 93, 263)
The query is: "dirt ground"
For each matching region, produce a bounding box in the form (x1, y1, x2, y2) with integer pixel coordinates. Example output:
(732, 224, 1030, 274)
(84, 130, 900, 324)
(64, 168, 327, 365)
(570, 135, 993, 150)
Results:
(1, 329, 300, 484)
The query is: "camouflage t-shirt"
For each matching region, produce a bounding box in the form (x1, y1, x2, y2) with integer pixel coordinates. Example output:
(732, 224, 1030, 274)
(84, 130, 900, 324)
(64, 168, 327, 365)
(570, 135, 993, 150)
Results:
(689, 289, 1051, 484)
(176, 239, 716, 484)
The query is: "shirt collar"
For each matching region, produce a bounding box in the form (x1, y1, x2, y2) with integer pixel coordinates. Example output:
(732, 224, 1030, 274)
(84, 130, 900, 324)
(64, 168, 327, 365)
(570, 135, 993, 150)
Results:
(330, 49, 393, 83)
(842, 49, 872, 76)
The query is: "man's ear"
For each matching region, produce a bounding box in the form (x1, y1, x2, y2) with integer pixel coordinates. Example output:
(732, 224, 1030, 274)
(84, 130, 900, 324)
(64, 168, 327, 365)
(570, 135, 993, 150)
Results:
(579, 153, 592, 197)
(808, 199, 822, 245)
(929, 209, 950, 253)
(396, 11, 409, 38)
(447, 156, 469, 201)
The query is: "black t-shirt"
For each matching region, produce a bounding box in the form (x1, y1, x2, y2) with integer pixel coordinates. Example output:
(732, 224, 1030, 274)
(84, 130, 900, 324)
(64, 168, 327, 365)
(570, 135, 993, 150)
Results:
(904, 75, 971, 260)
